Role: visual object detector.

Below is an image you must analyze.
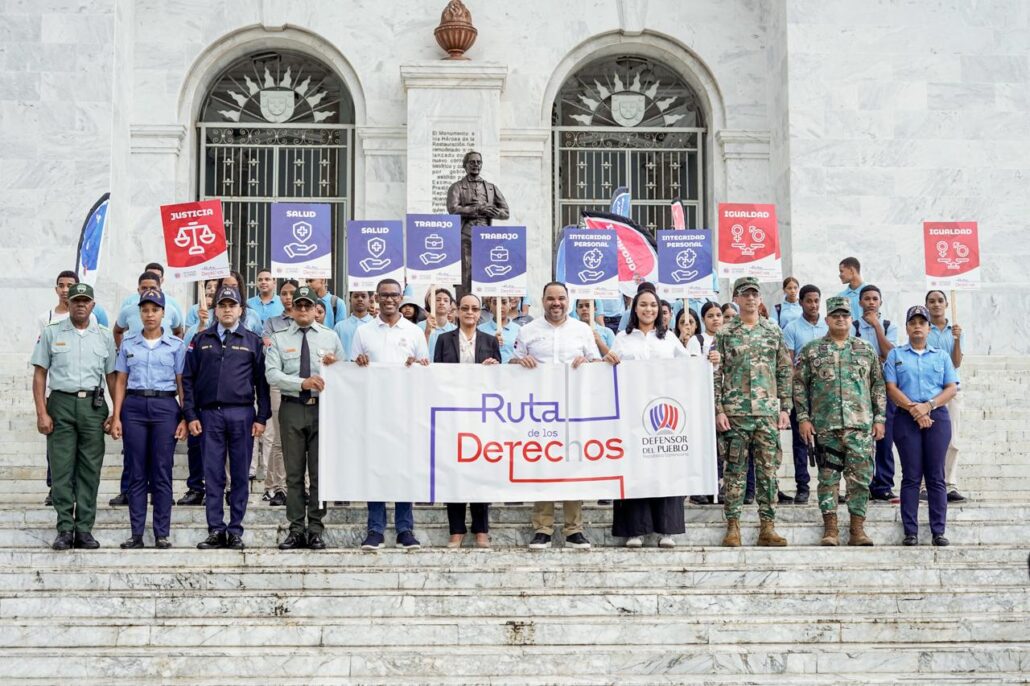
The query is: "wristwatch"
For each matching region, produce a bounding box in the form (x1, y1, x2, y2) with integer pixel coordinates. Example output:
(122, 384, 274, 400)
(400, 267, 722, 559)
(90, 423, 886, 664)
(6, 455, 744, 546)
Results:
(928, 398, 937, 411)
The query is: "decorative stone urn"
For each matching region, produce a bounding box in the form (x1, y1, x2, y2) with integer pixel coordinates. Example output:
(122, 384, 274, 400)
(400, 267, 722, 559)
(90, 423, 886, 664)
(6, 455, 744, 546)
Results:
(434, 0, 477, 60)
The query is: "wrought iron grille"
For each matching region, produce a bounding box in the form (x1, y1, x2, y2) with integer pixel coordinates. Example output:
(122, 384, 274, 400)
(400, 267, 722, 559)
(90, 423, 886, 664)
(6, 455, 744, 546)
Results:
(198, 51, 353, 291)
(552, 56, 706, 237)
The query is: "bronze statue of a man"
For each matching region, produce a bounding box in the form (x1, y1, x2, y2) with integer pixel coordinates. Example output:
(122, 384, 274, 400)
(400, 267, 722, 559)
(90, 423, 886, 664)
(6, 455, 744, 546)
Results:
(446, 150, 509, 294)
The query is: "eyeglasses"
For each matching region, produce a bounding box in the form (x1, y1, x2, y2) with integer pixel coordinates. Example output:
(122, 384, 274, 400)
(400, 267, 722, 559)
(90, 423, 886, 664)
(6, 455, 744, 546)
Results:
(378, 292, 402, 300)
(827, 312, 850, 319)
(293, 302, 313, 310)
(459, 306, 481, 313)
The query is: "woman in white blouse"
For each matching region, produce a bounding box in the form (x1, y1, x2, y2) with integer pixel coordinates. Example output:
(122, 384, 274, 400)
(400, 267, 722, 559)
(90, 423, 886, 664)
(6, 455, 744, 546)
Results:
(602, 287, 688, 548)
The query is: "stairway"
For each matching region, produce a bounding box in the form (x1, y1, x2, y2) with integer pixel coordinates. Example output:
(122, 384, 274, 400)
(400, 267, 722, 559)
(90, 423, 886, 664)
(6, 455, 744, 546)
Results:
(0, 354, 1027, 683)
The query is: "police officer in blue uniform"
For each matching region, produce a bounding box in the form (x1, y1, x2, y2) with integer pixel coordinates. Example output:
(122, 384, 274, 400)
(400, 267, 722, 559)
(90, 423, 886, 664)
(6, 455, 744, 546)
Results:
(883, 305, 959, 547)
(109, 289, 187, 549)
(182, 286, 271, 550)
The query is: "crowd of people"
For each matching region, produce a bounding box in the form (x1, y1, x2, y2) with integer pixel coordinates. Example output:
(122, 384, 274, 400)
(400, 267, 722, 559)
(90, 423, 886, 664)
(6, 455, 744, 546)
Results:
(30, 255, 963, 551)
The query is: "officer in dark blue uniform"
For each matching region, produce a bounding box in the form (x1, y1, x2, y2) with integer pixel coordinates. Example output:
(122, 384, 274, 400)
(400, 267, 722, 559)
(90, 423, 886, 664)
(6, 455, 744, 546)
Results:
(109, 289, 186, 549)
(182, 286, 271, 550)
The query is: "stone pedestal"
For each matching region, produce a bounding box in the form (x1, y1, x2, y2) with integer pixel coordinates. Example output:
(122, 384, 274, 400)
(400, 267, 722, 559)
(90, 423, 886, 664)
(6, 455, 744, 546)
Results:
(400, 62, 507, 215)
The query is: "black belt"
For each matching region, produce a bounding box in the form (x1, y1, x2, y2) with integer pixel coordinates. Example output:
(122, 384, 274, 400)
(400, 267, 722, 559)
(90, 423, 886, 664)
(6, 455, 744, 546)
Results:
(282, 395, 319, 406)
(126, 389, 177, 398)
(52, 389, 93, 399)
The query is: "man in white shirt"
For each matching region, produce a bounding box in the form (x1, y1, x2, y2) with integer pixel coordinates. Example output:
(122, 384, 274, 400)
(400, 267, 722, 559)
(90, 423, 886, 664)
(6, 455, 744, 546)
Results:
(351, 278, 429, 550)
(512, 282, 599, 550)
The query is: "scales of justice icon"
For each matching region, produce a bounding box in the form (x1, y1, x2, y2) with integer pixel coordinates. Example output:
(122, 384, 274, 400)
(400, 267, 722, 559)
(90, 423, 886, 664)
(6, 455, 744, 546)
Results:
(173, 222, 218, 256)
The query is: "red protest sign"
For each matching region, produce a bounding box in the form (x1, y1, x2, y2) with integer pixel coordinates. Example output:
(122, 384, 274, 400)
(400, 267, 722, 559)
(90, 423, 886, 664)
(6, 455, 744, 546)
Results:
(717, 203, 781, 281)
(160, 199, 231, 282)
(923, 221, 980, 290)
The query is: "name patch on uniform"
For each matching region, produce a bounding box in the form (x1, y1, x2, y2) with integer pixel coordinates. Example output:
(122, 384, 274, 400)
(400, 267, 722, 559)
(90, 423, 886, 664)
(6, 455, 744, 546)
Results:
(231, 345, 249, 351)
(285, 348, 298, 353)
(54, 342, 67, 347)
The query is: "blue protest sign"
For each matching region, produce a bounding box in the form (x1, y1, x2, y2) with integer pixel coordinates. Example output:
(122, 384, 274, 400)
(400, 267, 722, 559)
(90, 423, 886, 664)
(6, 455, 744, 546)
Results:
(347, 220, 404, 291)
(471, 226, 527, 297)
(271, 203, 332, 278)
(563, 229, 619, 299)
(405, 214, 462, 287)
(657, 229, 716, 298)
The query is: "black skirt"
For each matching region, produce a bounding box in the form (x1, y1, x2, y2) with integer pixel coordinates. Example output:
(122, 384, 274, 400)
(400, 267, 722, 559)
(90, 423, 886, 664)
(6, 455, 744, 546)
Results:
(611, 496, 685, 537)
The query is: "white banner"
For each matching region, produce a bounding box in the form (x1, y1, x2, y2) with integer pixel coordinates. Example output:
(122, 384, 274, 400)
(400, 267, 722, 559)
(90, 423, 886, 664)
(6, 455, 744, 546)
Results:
(319, 359, 719, 503)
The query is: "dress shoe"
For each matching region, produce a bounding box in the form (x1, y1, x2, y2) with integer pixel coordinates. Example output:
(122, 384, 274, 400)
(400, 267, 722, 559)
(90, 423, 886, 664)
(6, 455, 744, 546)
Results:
(932, 534, 950, 547)
(177, 489, 205, 506)
(154, 537, 172, 549)
(269, 491, 286, 507)
(120, 535, 144, 549)
(793, 488, 810, 505)
(947, 490, 967, 503)
(279, 532, 307, 550)
(108, 493, 128, 507)
(43, 490, 52, 507)
(52, 531, 74, 550)
(688, 496, 708, 505)
(306, 532, 326, 550)
(902, 534, 918, 546)
(777, 490, 794, 504)
(197, 532, 226, 549)
(870, 490, 896, 502)
(225, 533, 245, 550)
(74, 532, 100, 549)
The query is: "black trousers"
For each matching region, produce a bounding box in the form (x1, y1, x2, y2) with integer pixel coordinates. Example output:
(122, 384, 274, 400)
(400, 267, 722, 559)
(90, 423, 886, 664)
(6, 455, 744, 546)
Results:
(446, 502, 489, 535)
(612, 496, 685, 537)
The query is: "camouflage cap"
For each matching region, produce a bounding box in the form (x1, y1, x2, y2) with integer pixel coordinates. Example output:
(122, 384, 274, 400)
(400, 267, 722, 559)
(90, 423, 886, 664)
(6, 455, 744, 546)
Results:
(732, 276, 760, 295)
(67, 283, 94, 301)
(825, 296, 851, 315)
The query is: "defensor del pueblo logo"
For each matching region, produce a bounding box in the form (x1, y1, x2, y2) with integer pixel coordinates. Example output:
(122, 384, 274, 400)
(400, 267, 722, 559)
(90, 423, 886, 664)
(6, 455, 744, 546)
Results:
(641, 397, 689, 457)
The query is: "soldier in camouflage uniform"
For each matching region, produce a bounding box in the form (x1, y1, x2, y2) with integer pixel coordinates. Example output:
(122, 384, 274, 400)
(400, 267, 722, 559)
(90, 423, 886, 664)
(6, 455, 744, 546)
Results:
(714, 276, 793, 547)
(793, 296, 886, 546)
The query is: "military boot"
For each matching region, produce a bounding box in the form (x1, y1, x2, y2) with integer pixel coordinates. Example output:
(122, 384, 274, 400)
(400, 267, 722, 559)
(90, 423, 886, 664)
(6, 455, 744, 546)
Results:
(722, 519, 741, 547)
(757, 518, 787, 546)
(820, 512, 839, 546)
(848, 514, 873, 546)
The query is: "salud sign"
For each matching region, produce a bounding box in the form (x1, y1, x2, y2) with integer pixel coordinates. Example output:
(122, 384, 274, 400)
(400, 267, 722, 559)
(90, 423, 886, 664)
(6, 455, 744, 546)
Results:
(717, 203, 782, 281)
(563, 229, 619, 299)
(347, 220, 404, 291)
(271, 202, 332, 279)
(160, 199, 230, 282)
(657, 230, 716, 299)
(923, 221, 980, 290)
(406, 214, 462, 288)
(471, 226, 527, 297)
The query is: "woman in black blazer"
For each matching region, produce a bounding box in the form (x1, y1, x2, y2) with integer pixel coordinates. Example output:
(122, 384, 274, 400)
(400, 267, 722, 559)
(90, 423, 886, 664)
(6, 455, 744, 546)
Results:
(434, 294, 501, 547)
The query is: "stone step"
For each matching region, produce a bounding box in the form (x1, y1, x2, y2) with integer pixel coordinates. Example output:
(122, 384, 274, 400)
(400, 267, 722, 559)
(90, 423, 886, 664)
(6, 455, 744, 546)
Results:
(1, 559, 1022, 593)
(2, 502, 1023, 526)
(2, 587, 1027, 620)
(0, 644, 1027, 680)
(1, 615, 1027, 649)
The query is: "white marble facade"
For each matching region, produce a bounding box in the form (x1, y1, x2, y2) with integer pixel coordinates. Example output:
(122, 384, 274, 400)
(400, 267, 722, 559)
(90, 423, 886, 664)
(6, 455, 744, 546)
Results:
(2, 0, 1029, 354)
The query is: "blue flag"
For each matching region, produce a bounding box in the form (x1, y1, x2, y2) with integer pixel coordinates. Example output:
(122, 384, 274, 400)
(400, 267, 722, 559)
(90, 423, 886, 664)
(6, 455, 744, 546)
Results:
(75, 193, 110, 286)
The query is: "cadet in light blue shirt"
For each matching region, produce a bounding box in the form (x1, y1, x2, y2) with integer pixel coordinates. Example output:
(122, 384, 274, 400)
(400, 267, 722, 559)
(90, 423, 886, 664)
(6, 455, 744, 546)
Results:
(118, 262, 185, 323)
(837, 256, 865, 319)
(246, 269, 284, 324)
(575, 299, 615, 354)
(924, 290, 965, 364)
(333, 291, 375, 360)
(305, 278, 347, 329)
(782, 284, 828, 359)
(114, 271, 184, 346)
(478, 296, 521, 363)
(775, 277, 802, 329)
(851, 285, 896, 362)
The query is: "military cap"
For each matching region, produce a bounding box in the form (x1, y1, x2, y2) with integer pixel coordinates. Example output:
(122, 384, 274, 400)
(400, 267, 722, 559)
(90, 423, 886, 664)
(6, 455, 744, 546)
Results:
(825, 296, 851, 315)
(905, 305, 930, 322)
(215, 286, 242, 305)
(293, 286, 318, 305)
(732, 276, 760, 296)
(138, 288, 165, 308)
(68, 283, 94, 301)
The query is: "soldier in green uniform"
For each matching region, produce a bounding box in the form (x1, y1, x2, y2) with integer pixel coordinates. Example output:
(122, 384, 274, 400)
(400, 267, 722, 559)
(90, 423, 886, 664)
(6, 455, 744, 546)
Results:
(714, 277, 793, 547)
(793, 295, 886, 546)
(30, 283, 117, 550)
(265, 286, 345, 550)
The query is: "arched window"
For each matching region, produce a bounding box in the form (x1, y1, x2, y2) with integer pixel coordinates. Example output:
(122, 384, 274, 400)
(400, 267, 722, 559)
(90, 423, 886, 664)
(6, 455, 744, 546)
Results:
(198, 50, 354, 290)
(553, 55, 706, 235)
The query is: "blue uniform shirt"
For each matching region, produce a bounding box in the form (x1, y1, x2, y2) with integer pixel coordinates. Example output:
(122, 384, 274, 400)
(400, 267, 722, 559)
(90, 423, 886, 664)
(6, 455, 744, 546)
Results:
(186, 303, 262, 334)
(928, 320, 965, 357)
(246, 295, 284, 324)
(181, 323, 271, 424)
(594, 299, 625, 319)
(115, 330, 186, 391)
(334, 313, 374, 360)
(852, 315, 897, 360)
(782, 316, 829, 357)
(838, 282, 865, 320)
(116, 303, 184, 336)
(593, 323, 615, 350)
(883, 344, 959, 403)
(478, 319, 521, 363)
(419, 321, 457, 360)
(776, 299, 803, 329)
(93, 303, 109, 328)
(320, 292, 348, 329)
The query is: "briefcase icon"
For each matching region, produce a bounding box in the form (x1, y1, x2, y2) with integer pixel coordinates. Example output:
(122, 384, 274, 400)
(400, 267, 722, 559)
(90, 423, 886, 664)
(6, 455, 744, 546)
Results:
(490, 246, 509, 263)
(424, 233, 444, 250)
